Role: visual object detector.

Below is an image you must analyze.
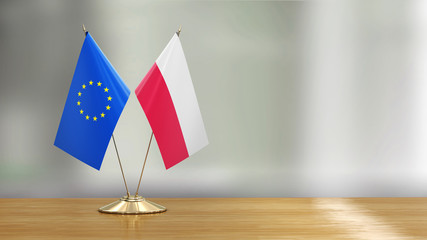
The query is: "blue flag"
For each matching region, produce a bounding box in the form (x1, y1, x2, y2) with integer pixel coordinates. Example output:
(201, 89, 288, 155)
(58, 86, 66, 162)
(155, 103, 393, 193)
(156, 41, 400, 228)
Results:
(54, 33, 130, 170)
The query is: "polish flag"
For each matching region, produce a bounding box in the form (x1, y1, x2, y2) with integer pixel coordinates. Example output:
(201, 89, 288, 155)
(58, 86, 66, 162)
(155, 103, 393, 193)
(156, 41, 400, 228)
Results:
(135, 33, 208, 169)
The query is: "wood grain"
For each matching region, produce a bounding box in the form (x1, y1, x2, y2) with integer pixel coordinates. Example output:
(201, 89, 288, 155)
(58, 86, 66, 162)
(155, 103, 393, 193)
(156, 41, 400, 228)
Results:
(0, 198, 426, 239)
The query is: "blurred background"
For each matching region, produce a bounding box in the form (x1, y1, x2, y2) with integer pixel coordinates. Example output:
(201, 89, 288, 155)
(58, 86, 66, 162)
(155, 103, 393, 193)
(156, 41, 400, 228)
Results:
(1, 0, 427, 197)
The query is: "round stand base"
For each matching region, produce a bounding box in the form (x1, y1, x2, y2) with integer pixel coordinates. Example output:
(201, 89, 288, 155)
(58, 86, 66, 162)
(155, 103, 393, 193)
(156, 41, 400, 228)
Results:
(98, 195, 167, 214)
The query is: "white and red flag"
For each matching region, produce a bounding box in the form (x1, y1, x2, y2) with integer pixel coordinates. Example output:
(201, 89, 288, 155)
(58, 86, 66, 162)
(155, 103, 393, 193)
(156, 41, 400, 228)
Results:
(135, 33, 208, 169)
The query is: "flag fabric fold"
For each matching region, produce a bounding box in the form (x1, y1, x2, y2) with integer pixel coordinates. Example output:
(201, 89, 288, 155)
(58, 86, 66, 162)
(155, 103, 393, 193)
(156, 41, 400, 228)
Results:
(54, 33, 130, 170)
(136, 33, 208, 169)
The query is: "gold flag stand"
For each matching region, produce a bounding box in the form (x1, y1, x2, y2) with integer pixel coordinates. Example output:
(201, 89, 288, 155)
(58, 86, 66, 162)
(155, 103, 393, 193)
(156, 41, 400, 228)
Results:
(95, 25, 182, 214)
(98, 195, 166, 214)
(98, 132, 166, 214)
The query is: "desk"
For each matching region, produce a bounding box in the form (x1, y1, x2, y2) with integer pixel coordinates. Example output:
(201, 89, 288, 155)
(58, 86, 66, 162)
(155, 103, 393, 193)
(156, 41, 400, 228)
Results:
(0, 198, 426, 239)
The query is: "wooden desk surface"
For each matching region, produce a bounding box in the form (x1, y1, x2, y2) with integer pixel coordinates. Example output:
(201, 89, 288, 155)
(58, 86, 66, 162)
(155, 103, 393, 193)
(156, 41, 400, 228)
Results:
(0, 198, 426, 239)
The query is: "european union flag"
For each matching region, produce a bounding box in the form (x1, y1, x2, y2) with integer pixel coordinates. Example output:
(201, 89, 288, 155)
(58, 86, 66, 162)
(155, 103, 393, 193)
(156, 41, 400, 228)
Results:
(54, 33, 130, 170)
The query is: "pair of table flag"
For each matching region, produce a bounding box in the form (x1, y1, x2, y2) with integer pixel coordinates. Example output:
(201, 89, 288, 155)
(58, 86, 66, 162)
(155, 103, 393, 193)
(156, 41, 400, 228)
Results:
(54, 32, 209, 170)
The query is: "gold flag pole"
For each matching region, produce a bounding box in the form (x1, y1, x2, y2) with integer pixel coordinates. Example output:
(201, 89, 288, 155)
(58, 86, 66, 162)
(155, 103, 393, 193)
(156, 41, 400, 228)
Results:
(133, 26, 182, 197)
(176, 25, 182, 36)
(82, 24, 88, 36)
(98, 26, 184, 214)
(112, 134, 131, 198)
(135, 132, 154, 196)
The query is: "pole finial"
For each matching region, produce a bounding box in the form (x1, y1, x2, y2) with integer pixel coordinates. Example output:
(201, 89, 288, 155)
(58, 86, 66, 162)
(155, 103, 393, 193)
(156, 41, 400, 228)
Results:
(176, 25, 182, 37)
(82, 24, 88, 36)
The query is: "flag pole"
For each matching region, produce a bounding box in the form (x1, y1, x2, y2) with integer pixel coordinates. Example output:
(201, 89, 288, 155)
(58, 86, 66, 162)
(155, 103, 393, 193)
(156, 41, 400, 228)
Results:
(81, 24, 130, 198)
(134, 26, 182, 197)
(135, 132, 153, 196)
(176, 25, 182, 36)
(82, 24, 88, 36)
(112, 134, 130, 198)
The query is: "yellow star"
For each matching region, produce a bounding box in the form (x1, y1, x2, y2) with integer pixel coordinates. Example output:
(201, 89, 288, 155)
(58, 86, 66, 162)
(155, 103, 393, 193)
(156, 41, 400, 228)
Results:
(107, 96, 112, 101)
(89, 81, 93, 85)
(78, 92, 82, 96)
(97, 81, 102, 86)
(82, 84, 86, 89)
(100, 113, 105, 118)
(77, 101, 81, 106)
(86, 115, 90, 120)
(93, 116, 97, 121)
(104, 87, 109, 92)
(80, 109, 84, 114)
(106, 105, 111, 110)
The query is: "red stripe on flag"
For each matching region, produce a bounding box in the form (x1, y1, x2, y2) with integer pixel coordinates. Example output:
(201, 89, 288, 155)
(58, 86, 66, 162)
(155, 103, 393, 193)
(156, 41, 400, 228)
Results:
(135, 63, 189, 169)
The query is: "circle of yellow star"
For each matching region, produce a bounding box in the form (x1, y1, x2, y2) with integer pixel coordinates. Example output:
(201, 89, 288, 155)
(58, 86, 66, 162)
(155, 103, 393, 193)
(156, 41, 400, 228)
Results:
(78, 82, 113, 121)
